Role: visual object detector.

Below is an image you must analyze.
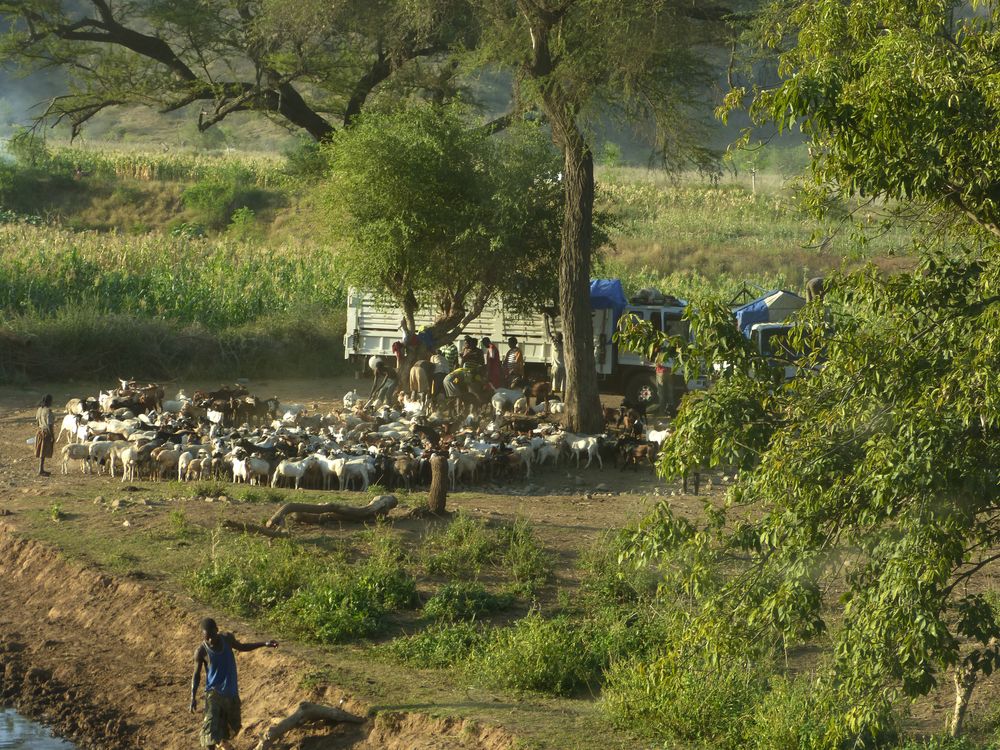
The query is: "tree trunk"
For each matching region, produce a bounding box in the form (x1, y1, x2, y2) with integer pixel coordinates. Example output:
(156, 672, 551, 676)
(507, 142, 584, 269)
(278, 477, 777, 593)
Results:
(255, 701, 364, 750)
(520, 3, 605, 435)
(950, 661, 979, 737)
(553, 129, 604, 433)
(427, 454, 448, 514)
(266, 495, 397, 529)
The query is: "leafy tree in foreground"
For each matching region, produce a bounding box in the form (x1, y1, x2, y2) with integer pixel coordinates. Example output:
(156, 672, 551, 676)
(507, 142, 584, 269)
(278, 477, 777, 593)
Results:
(322, 104, 562, 344)
(616, 0, 1000, 740)
(0, 0, 470, 139)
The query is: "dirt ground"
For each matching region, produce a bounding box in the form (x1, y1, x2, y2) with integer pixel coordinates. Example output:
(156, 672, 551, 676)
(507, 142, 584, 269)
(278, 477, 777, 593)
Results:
(0, 376, 724, 750)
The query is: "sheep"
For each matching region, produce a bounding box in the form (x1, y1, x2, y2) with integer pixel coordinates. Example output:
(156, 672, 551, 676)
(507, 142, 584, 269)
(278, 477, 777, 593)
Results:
(61, 443, 92, 474)
(337, 456, 372, 491)
(312, 453, 343, 490)
(646, 427, 671, 446)
(152, 446, 183, 480)
(184, 456, 206, 482)
(535, 441, 562, 467)
(119, 446, 141, 483)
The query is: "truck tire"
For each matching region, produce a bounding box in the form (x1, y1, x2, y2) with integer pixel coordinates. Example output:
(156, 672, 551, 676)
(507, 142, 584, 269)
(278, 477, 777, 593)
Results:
(624, 372, 657, 409)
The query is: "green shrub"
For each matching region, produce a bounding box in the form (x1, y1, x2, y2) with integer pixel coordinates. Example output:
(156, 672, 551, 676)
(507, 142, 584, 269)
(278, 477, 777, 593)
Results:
(579, 530, 657, 607)
(469, 613, 602, 697)
(422, 511, 494, 578)
(745, 674, 854, 750)
(495, 517, 552, 595)
(192, 532, 417, 644)
(423, 582, 513, 622)
(191, 536, 320, 617)
(380, 621, 486, 669)
(602, 637, 773, 748)
(276, 562, 418, 643)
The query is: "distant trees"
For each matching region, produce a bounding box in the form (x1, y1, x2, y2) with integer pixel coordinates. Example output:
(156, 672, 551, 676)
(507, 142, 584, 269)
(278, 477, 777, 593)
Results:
(322, 104, 562, 343)
(0, 0, 470, 139)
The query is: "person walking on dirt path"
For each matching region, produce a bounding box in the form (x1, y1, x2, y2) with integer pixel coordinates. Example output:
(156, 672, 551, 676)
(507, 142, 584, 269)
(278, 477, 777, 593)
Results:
(34, 394, 54, 476)
(190, 617, 278, 750)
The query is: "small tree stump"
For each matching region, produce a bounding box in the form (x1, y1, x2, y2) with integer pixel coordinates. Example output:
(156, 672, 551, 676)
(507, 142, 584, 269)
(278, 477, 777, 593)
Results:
(427, 454, 448, 515)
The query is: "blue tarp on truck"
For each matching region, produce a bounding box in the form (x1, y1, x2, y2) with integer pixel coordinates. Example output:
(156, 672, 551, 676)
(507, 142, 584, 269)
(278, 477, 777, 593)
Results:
(733, 289, 806, 337)
(589, 279, 628, 318)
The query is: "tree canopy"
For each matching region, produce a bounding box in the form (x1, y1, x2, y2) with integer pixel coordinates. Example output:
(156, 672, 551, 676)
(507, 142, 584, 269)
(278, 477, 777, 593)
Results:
(322, 104, 562, 342)
(0, 0, 471, 139)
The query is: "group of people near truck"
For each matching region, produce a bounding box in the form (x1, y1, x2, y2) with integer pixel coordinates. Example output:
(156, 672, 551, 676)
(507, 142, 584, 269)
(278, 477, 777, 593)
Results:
(367, 332, 565, 410)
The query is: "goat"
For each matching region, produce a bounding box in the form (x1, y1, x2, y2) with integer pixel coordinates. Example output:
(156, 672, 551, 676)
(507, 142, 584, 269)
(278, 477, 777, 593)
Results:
(567, 434, 604, 469)
(271, 456, 315, 489)
(61, 443, 92, 474)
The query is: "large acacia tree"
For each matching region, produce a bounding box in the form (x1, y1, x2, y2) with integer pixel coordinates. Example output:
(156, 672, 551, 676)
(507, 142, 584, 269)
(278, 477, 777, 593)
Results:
(0, 0, 471, 138)
(465, 0, 733, 432)
(615, 0, 1000, 741)
(323, 104, 562, 345)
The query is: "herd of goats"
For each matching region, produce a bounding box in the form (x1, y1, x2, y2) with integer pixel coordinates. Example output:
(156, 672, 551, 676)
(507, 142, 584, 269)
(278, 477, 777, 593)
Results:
(51, 380, 671, 493)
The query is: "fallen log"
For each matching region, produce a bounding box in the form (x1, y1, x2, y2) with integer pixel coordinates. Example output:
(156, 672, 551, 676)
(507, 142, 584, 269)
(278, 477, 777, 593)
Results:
(255, 701, 365, 750)
(266, 495, 398, 529)
(221, 520, 288, 538)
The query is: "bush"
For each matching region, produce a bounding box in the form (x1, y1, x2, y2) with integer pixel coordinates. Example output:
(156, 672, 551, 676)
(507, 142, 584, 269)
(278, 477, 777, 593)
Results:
(422, 511, 494, 578)
(469, 613, 603, 697)
(380, 621, 486, 669)
(745, 674, 856, 750)
(423, 582, 513, 622)
(602, 636, 773, 748)
(191, 536, 320, 617)
(495, 517, 552, 595)
(579, 530, 658, 607)
(192, 533, 416, 644)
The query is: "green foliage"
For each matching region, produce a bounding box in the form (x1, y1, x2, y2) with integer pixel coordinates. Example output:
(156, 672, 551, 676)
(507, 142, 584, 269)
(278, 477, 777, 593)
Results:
(48, 502, 64, 522)
(321, 104, 562, 336)
(422, 511, 496, 578)
(744, 674, 857, 750)
(469, 613, 603, 697)
(494, 517, 553, 596)
(735, 0, 1000, 239)
(423, 582, 513, 622)
(192, 533, 417, 644)
(380, 621, 487, 669)
(602, 631, 773, 747)
(578, 530, 658, 607)
(0, 222, 344, 327)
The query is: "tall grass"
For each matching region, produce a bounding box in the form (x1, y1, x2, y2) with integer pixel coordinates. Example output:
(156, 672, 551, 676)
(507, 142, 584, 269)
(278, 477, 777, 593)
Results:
(46, 144, 289, 187)
(597, 172, 917, 293)
(0, 222, 342, 327)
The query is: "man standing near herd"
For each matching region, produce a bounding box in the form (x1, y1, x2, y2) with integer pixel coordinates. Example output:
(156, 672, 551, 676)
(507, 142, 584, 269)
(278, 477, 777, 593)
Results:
(190, 617, 278, 750)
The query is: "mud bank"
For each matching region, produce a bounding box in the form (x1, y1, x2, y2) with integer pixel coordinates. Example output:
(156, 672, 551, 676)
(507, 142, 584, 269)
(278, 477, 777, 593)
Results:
(0, 525, 517, 750)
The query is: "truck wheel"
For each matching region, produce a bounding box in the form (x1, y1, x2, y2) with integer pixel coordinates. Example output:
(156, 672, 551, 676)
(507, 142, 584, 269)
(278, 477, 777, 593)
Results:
(624, 373, 657, 408)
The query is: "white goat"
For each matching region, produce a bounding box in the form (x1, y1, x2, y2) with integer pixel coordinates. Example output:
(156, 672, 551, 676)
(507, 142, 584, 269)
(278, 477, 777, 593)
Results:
(271, 457, 314, 489)
(567, 434, 603, 469)
(61, 443, 92, 474)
